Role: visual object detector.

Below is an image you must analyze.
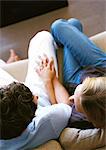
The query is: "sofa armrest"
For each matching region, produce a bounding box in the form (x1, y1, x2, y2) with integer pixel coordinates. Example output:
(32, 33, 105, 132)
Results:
(1, 59, 28, 82)
(59, 128, 106, 150)
(90, 31, 106, 52)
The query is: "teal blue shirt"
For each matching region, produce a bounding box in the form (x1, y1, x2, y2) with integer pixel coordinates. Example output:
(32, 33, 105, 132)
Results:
(0, 103, 71, 150)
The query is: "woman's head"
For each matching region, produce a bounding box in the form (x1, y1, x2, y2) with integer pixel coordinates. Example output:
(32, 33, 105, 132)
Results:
(0, 82, 37, 139)
(74, 77, 106, 128)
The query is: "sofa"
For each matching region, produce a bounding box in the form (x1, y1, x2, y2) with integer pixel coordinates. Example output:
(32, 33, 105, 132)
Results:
(1, 31, 106, 150)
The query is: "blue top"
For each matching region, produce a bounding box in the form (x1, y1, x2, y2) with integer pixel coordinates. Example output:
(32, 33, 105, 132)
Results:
(0, 103, 71, 150)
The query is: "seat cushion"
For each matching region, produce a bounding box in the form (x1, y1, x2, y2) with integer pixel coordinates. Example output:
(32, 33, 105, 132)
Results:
(33, 140, 62, 150)
(90, 31, 106, 52)
(95, 146, 106, 150)
(59, 128, 106, 150)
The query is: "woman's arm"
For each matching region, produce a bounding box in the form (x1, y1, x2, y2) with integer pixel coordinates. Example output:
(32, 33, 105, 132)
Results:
(44, 79, 57, 104)
(53, 76, 73, 106)
(36, 55, 57, 104)
(36, 55, 73, 105)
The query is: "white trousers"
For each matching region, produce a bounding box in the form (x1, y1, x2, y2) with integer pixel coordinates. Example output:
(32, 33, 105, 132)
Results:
(25, 31, 58, 108)
(0, 59, 6, 66)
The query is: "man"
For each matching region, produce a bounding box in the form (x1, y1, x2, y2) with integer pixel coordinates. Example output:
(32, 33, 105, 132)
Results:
(0, 31, 71, 150)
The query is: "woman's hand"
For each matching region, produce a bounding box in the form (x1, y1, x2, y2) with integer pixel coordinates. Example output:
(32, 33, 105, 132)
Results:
(36, 54, 56, 83)
(36, 54, 57, 104)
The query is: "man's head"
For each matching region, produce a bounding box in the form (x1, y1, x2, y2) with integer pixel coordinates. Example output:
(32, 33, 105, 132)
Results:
(74, 77, 106, 128)
(0, 82, 37, 139)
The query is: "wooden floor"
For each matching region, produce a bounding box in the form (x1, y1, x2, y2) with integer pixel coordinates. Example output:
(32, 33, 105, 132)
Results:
(0, 0, 106, 61)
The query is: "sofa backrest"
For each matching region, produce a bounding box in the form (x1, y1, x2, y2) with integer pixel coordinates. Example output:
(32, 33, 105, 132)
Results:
(1, 59, 28, 82)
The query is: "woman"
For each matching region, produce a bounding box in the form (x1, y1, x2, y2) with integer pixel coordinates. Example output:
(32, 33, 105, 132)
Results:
(36, 18, 106, 129)
(51, 18, 106, 128)
(36, 55, 106, 129)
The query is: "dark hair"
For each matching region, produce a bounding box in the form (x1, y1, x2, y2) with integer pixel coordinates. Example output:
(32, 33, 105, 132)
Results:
(0, 82, 37, 139)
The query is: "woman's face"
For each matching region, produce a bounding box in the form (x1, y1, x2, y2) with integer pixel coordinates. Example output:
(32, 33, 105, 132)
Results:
(74, 84, 84, 113)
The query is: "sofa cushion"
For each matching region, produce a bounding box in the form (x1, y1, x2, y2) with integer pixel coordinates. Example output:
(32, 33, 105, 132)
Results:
(33, 140, 62, 150)
(59, 128, 106, 150)
(90, 31, 106, 52)
(95, 146, 106, 150)
(1, 59, 28, 82)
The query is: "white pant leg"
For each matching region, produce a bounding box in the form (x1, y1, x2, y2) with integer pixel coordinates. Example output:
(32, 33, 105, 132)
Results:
(25, 31, 58, 107)
(0, 59, 6, 67)
(0, 68, 17, 88)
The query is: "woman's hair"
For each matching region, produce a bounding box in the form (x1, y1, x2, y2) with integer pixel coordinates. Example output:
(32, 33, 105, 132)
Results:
(0, 82, 37, 139)
(81, 77, 106, 128)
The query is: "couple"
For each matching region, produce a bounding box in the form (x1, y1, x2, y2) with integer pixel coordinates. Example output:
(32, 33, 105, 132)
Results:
(0, 18, 106, 150)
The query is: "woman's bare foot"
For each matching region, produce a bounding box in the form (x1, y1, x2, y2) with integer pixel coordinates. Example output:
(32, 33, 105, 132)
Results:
(7, 49, 21, 64)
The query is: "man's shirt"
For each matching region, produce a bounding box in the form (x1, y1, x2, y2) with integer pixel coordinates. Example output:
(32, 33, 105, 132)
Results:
(0, 103, 71, 150)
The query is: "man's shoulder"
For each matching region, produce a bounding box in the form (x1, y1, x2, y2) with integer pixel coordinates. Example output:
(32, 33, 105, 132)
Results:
(36, 103, 71, 118)
(28, 103, 71, 130)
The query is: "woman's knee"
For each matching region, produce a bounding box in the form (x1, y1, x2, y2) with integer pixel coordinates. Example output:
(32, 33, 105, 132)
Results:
(51, 18, 83, 34)
(51, 19, 67, 35)
(67, 18, 83, 32)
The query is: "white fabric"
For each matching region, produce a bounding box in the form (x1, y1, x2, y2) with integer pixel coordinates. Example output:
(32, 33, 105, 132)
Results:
(0, 68, 17, 88)
(25, 31, 58, 108)
(0, 59, 6, 66)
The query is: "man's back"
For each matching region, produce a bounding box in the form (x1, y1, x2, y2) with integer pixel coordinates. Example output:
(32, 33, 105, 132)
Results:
(0, 103, 71, 150)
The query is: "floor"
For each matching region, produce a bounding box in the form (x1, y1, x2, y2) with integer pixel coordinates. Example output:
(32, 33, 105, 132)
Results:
(0, 0, 106, 61)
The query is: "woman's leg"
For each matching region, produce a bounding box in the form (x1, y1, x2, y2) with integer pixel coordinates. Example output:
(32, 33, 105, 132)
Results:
(63, 18, 83, 84)
(51, 18, 106, 84)
(67, 18, 83, 32)
(25, 31, 58, 107)
(51, 18, 106, 67)
(51, 18, 83, 47)
(51, 18, 83, 84)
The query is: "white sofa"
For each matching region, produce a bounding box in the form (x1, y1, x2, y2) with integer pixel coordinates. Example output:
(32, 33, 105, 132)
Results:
(1, 31, 106, 150)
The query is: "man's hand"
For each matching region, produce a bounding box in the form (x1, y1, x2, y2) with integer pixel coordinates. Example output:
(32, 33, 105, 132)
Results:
(36, 54, 56, 83)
